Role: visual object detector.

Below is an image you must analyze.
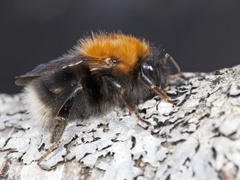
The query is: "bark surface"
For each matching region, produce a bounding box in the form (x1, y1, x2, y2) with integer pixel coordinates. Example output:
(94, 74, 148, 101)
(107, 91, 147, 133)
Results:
(0, 65, 240, 180)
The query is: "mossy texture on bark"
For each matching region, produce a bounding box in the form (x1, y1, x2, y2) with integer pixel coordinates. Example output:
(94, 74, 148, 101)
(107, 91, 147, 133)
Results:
(0, 65, 240, 180)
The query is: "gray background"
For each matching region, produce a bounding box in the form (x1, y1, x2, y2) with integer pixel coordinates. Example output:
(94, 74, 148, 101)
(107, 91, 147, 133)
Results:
(1, 0, 240, 94)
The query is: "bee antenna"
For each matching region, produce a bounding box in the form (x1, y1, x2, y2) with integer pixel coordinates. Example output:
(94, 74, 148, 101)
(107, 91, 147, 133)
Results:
(164, 53, 181, 74)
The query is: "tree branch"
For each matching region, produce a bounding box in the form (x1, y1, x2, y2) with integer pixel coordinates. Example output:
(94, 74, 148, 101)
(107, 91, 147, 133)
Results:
(1, 65, 240, 180)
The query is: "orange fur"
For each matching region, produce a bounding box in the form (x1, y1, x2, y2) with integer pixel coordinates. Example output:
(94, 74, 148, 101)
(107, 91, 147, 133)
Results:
(75, 32, 151, 73)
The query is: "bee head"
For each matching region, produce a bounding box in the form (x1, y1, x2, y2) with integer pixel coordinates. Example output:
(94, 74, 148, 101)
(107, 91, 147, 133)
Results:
(140, 54, 170, 88)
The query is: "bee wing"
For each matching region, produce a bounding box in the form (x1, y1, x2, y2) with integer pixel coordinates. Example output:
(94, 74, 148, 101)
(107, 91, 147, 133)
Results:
(15, 56, 85, 86)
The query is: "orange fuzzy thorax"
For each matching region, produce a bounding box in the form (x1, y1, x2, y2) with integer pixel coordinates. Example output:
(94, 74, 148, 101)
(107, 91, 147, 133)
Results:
(76, 33, 151, 73)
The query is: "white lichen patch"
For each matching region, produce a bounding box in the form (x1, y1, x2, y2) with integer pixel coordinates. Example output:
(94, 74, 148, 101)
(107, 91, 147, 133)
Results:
(0, 65, 240, 180)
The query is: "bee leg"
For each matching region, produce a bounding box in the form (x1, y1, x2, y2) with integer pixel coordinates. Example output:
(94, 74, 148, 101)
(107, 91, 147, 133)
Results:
(38, 87, 81, 164)
(51, 117, 67, 143)
(150, 85, 177, 104)
(140, 68, 177, 104)
(103, 76, 150, 125)
(120, 98, 151, 125)
(38, 118, 67, 164)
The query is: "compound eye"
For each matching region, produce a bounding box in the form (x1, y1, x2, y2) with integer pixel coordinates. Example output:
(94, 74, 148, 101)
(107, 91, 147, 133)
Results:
(141, 60, 161, 87)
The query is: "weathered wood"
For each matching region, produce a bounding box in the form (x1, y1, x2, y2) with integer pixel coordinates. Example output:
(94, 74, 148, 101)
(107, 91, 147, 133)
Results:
(0, 65, 240, 180)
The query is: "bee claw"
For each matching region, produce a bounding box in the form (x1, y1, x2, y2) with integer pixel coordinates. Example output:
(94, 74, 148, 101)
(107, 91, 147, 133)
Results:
(169, 98, 179, 105)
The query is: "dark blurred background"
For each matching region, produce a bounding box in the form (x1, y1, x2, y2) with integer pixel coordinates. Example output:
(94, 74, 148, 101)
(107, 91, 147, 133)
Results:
(1, 0, 240, 94)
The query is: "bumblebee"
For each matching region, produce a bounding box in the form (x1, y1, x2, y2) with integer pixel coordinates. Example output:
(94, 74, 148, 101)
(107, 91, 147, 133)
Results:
(15, 32, 180, 159)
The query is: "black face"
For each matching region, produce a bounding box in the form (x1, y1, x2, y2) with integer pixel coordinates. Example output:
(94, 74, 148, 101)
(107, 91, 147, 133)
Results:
(140, 57, 168, 88)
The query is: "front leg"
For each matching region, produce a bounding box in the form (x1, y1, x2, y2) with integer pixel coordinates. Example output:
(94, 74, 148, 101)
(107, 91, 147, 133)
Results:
(103, 76, 150, 125)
